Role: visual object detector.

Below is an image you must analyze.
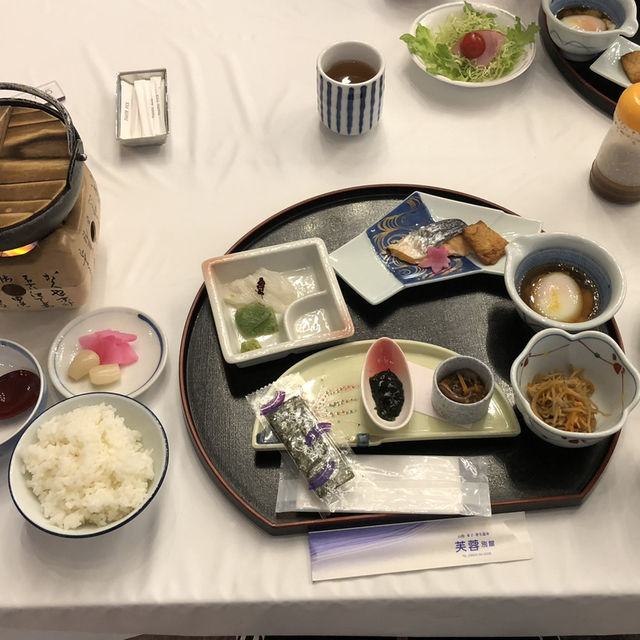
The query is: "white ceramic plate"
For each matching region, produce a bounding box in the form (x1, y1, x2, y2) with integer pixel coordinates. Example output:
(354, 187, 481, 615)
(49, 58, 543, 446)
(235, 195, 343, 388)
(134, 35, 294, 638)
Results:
(329, 191, 542, 305)
(590, 35, 640, 88)
(202, 237, 354, 367)
(405, 2, 537, 87)
(48, 307, 168, 398)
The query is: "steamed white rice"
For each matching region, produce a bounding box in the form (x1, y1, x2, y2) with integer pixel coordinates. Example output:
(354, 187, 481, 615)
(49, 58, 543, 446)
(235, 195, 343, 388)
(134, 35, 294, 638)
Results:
(21, 403, 154, 530)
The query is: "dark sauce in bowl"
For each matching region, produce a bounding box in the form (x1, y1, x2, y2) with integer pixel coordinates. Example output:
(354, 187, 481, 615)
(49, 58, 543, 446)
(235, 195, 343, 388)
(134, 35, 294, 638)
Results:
(0, 369, 40, 419)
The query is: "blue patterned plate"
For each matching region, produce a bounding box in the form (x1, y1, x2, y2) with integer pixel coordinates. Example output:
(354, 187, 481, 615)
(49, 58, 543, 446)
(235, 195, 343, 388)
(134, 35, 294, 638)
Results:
(329, 191, 542, 305)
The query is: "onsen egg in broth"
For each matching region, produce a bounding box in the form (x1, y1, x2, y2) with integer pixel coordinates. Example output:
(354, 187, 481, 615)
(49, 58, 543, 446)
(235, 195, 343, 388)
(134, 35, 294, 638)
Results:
(556, 6, 616, 32)
(518, 263, 600, 323)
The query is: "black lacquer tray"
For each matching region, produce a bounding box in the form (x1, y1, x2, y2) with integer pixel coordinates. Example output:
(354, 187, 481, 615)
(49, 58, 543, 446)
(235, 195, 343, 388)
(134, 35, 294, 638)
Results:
(539, 4, 640, 116)
(179, 184, 621, 535)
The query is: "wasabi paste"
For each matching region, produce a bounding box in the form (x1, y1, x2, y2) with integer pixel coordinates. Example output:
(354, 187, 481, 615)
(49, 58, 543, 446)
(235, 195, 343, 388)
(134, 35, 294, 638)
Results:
(241, 338, 262, 352)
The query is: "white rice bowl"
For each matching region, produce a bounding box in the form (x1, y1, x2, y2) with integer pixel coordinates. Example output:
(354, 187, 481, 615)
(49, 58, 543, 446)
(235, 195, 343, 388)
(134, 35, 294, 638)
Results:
(9, 393, 168, 537)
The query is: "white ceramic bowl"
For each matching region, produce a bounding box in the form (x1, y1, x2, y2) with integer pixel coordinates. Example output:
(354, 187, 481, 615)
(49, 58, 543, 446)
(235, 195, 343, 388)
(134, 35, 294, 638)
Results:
(0, 340, 47, 456)
(542, 0, 638, 61)
(202, 238, 354, 366)
(432, 355, 494, 425)
(504, 232, 626, 333)
(511, 328, 640, 447)
(8, 392, 169, 537)
(406, 2, 537, 87)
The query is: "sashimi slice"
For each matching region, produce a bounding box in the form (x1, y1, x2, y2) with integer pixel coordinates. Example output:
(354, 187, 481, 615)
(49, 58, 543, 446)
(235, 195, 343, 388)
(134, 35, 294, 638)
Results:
(452, 30, 507, 67)
(79, 330, 138, 366)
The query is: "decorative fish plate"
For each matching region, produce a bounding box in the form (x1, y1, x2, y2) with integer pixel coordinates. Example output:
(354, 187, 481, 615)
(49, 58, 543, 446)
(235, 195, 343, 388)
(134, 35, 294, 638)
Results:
(329, 191, 542, 305)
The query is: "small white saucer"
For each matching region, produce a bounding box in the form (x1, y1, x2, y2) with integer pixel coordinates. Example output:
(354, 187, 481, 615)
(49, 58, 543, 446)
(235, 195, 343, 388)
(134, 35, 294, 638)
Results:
(590, 36, 640, 88)
(48, 307, 168, 398)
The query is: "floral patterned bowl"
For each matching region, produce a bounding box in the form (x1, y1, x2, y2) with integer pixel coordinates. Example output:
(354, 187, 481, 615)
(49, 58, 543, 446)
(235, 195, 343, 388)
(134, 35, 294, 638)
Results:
(510, 328, 640, 447)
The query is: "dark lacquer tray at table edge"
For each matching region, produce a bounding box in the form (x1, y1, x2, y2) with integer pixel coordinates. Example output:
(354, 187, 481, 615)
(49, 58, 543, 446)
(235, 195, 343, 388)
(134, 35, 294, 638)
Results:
(179, 183, 622, 535)
(539, 4, 640, 116)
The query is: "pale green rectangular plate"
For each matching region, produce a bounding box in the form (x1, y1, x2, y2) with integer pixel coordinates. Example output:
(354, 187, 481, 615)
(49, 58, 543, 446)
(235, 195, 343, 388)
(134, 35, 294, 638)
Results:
(252, 339, 520, 450)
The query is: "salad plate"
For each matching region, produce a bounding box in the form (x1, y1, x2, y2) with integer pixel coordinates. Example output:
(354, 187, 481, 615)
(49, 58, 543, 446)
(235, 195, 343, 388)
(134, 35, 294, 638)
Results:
(48, 307, 168, 398)
(403, 2, 537, 88)
(180, 183, 622, 534)
(329, 191, 542, 305)
(251, 339, 520, 451)
(590, 36, 640, 89)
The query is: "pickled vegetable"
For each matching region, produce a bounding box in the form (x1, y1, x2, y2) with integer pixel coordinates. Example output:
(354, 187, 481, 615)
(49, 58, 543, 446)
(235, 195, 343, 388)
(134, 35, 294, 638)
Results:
(89, 363, 121, 386)
(438, 368, 487, 404)
(0, 369, 40, 419)
(369, 369, 404, 421)
(68, 349, 100, 381)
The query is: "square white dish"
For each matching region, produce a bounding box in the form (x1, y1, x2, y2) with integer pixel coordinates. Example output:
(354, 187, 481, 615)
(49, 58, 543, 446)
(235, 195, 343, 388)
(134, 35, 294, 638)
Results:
(590, 36, 640, 88)
(329, 191, 542, 305)
(202, 238, 354, 366)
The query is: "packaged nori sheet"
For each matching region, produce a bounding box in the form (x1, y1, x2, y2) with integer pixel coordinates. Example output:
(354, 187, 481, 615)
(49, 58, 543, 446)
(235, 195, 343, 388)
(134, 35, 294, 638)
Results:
(261, 394, 354, 500)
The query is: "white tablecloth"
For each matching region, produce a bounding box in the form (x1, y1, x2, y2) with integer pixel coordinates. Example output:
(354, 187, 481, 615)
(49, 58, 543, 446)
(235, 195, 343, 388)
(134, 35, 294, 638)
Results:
(2, 0, 640, 637)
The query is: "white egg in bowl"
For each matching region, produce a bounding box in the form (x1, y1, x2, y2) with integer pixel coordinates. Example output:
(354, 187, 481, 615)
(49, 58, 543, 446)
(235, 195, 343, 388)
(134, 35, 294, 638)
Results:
(503, 232, 625, 333)
(361, 337, 414, 431)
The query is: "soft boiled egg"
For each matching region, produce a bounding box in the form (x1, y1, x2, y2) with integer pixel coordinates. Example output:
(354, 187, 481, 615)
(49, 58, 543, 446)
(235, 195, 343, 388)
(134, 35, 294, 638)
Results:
(529, 272, 583, 322)
(560, 14, 608, 32)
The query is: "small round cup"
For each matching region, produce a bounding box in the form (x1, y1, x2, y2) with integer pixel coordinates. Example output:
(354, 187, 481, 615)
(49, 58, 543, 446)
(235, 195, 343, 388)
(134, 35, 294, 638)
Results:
(316, 41, 385, 136)
(542, 0, 638, 61)
(432, 356, 494, 425)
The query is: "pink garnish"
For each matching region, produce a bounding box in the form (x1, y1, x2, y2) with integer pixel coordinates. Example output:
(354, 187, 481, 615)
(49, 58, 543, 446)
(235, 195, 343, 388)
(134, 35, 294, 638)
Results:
(79, 330, 138, 366)
(418, 245, 450, 274)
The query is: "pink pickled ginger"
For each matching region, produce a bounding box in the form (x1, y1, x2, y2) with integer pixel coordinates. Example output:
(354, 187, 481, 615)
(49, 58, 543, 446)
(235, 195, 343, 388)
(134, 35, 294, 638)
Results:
(79, 330, 138, 366)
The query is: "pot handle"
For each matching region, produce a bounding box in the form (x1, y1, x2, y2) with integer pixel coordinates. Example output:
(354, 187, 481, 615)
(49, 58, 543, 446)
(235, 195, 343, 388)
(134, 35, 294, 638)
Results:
(0, 82, 84, 159)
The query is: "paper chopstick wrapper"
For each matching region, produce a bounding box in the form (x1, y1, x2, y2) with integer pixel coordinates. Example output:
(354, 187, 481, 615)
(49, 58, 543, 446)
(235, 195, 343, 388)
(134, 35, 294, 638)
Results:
(308, 512, 533, 582)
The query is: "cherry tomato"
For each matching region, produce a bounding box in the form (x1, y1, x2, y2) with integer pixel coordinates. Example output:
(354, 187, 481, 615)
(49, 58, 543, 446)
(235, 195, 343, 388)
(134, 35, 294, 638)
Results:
(460, 31, 486, 60)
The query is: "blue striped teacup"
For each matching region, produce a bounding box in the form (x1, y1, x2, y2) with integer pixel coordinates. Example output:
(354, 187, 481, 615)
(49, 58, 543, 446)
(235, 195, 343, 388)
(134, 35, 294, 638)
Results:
(317, 41, 385, 136)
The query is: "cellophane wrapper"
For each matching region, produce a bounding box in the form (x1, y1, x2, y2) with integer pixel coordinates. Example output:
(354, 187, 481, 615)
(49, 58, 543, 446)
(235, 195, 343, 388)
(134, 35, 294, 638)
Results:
(276, 454, 491, 516)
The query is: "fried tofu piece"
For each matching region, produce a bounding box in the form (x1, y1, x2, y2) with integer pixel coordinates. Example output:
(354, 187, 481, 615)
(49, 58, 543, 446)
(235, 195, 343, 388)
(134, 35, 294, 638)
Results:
(621, 51, 640, 83)
(461, 220, 508, 265)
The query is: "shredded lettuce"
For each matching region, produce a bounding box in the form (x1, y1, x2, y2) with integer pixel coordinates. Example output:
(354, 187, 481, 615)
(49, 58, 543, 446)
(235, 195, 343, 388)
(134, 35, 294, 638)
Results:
(400, 2, 539, 82)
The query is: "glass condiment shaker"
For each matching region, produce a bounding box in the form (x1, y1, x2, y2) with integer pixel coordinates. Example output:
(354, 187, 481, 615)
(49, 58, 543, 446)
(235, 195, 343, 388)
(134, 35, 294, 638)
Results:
(590, 83, 640, 204)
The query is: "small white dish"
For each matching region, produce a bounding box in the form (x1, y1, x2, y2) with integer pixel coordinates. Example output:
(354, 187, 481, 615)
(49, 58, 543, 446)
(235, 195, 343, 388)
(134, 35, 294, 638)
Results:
(8, 392, 169, 537)
(590, 35, 640, 87)
(0, 340, 48, 456)
(330, 191, 542, 305)
(361, 338, 414, 430)
(48, 307, 168, 398)
(405, 2, 537, 87)
(202, 238, 354, 367)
